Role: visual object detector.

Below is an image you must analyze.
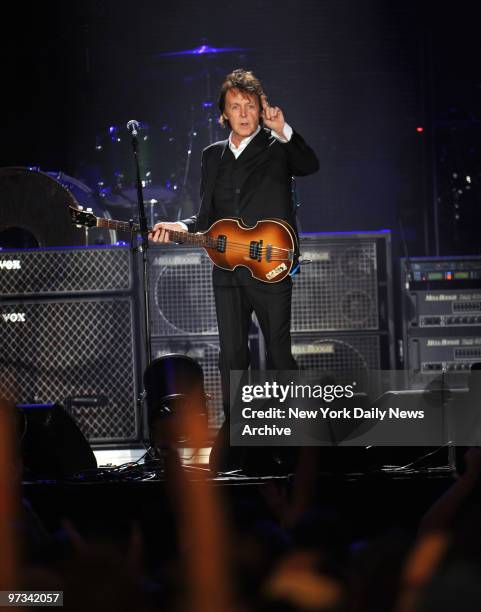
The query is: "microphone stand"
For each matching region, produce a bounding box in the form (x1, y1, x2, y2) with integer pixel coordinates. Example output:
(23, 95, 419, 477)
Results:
(127, 120, 152, 369)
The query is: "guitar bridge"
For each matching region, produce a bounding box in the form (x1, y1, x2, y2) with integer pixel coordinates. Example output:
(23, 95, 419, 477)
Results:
(266, 246, 294, 263)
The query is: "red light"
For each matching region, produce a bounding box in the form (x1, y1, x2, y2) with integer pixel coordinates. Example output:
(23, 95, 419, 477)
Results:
(416, 126, 424, 133)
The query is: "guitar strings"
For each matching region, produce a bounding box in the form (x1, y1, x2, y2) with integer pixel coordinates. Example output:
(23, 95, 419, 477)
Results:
(205, 243, 292, 254)
(99, 223, 292, 257)
(206, 245, 289, 253)
(209, 240, 291, 252)
(206, 245, 290, 259)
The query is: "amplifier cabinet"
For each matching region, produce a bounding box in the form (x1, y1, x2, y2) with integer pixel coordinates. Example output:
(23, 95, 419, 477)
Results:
(400, 256, 481, 387)
(0, 296, 141, 443)
(403, 290, 481, 328)
(148, 245, 218, 336)
(407, 333, 481, 388)
(292, 232, 393, 333)
(151, 332, 392, 432)
(0, 245, 134, 297)
(291, 331, 392, 399)
(148, 233, 394, 337)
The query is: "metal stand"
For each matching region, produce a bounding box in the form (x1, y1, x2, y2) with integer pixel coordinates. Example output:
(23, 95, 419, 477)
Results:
(127, 119, 152, 367)
(441, 371, 457, 473)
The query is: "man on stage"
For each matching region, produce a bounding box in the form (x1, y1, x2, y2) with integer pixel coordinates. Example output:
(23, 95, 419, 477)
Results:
(150, 69, 319, 471)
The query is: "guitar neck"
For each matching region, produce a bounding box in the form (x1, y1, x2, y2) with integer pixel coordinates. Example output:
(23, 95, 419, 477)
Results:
(95, 217, 215, 247)
(96, 217, 145, 233)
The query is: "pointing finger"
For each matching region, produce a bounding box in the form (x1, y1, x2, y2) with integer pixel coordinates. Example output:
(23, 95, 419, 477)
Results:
(260, 94, 269, 109)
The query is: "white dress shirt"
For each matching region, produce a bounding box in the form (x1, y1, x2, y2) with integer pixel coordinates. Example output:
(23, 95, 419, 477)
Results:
(177, 123, 293, 229)
(228, 123, 293, 159)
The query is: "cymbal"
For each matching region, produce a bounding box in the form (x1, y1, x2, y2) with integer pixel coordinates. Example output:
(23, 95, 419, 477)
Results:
(104, 185, 177, 209)
(153, 44, 250, 58)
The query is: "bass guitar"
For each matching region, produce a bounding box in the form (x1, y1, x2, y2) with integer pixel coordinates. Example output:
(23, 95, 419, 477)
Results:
(69, 207, 298, 283)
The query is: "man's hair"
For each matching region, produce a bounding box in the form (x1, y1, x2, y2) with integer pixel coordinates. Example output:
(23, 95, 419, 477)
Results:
(218, 69, 264, 128)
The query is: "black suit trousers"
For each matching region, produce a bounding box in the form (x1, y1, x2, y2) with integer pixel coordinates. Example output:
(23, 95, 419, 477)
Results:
(213, 278, 297, 417)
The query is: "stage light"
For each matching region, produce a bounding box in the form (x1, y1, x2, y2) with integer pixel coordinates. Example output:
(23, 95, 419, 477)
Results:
(143, 355, 209, 450)
(416, 126, 424, 133)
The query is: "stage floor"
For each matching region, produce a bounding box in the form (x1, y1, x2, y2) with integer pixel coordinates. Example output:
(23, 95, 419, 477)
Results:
(22, 468, 455, 542)
(93, 446, 212, 468)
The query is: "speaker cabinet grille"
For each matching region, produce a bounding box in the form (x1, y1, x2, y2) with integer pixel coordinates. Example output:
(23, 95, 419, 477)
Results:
(291, 332, 390, 397)
(149, 246, 218, 336)
(0, 298, 139, 442)
(292, 236, 390, 332)
(0, 246, 133, 296)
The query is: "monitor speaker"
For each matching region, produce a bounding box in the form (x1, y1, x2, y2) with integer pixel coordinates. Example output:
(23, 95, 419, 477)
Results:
(18, 403, 97, 478)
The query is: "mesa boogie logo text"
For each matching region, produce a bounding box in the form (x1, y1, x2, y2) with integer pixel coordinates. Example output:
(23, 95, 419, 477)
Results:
(2, 313, 26, 322)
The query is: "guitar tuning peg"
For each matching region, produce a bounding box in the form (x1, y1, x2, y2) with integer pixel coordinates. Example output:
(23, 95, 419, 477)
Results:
(86, 207, 93, 213)
(78, 205, 84, 211)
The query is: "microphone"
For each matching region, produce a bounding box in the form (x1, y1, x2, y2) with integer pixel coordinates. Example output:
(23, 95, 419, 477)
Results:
(126, 119, 139, 137)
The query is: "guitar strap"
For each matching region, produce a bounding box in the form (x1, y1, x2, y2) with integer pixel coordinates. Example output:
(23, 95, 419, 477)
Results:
(290, 176, 300, 214)
(289, 176, 302, 277)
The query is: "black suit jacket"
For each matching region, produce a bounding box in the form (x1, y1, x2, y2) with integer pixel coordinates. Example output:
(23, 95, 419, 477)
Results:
(182, 127, 319, 233)
(182, 127, 319, 286)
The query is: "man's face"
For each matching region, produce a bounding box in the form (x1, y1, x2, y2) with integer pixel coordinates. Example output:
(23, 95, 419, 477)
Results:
(223, 88, 261, 143)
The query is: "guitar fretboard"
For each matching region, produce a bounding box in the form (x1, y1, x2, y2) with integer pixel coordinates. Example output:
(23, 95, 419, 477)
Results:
(95, 218, 217, 248)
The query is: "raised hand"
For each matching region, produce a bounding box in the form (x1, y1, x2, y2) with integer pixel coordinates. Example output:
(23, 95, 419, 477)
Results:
(260, 94, 286, 138)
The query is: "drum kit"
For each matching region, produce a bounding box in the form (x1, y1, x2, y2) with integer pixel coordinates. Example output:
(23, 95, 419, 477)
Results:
(0, 43, 250, 248)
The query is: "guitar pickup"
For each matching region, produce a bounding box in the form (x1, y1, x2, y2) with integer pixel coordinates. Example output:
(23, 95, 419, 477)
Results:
(249, 240, 263, 261)
(216, 235, 227, 253)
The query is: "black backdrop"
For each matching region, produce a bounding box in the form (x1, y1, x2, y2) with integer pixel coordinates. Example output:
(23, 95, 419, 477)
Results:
(3, 0, 481, 255)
